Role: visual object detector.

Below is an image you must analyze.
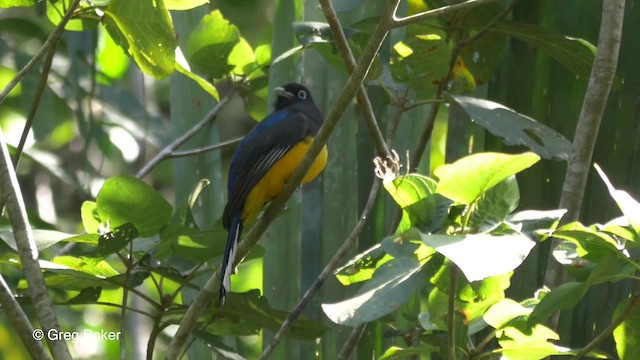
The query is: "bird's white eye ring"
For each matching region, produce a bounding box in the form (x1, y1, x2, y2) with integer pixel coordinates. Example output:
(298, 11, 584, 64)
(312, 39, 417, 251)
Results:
(297, 90, 307, 99)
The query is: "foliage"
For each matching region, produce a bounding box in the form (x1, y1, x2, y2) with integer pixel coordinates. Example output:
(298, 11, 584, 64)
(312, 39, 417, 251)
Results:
(0, 0, 637, 359)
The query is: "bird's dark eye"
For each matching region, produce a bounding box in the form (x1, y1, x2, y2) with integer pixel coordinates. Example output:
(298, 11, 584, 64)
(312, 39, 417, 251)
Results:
(297, 90, 307, 100)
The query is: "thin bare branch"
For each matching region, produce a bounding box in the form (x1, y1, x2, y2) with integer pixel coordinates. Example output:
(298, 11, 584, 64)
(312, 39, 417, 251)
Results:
(318, 0, 391, 158)
(391, 0, 499, 28)
(0, 130, 72, 360)
(136, 89, 235, 178)
(168, 136, 243, 159)
(336, 324, 368, 360)
(0, 0, 82, 106)
(0, 274, 50, 360)
(258, 180, 381, 360)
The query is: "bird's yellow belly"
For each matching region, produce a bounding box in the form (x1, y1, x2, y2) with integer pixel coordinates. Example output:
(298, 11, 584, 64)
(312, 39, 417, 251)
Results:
(242, 137, 328, 224)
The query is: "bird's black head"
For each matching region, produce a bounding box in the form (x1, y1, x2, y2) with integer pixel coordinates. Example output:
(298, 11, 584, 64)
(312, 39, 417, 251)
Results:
(274, 83, 315, 111)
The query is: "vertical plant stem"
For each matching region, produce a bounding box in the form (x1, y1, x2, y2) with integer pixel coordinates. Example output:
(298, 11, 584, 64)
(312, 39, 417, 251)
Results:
(544, 0, 626, 327)
(336, 324, 367, 360)
(0, 274, 50, 360)
(448, 265, 458, 360)
(0, 130, 72, 360)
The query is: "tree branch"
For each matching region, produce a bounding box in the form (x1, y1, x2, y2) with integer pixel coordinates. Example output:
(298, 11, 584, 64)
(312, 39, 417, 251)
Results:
(391, 0, 499, 28)
(571, 295, 640, 360)
(0, 274, 50, 360)
(336, 324, 368, 360)
(0, 0, 82, 106)
(163, 1, 401, 357)
(318, 0, 391, 158)
(544, 0, 626, 327)
(167, 136, 243, 159)
(258, 180, 381, 360)
(0, 130, 71, 360)
(136, 89, 235, 178)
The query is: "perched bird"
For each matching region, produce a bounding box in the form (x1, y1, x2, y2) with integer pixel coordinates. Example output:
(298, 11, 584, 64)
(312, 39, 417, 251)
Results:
(220, 83, 327, 305)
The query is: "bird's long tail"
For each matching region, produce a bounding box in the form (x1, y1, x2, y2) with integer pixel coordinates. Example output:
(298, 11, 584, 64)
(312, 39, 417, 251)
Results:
(220, 215, 243, 306)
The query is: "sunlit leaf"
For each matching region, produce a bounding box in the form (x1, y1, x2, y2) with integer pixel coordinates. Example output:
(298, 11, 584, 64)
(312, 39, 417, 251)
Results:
(435, 152, 540, 205)
(419, 233, 535, 282)
(164, 0, 208, 10)
(613, 297, 640, 360)
(96, 176, 172, 237)
(449, 96, 571, 160)
(103, 0, 176, 78)
(0, 228, 78, 252)
(322, 257, 425, 326)
(187, 10, 240, 79)
(595, 164, 640, 238)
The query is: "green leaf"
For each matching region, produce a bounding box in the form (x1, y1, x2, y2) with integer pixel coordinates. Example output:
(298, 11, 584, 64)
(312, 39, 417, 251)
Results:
(228, 37, 255, 75)
(0, 228, 78, 252)
(435, 152, 540, 204)
(66, 287, 102, 305)
(164, 0, 209, 10)
(528, 282, 584, 325)
(493, 21, 595, 80)
(378, 346, 435, 360)
(595, 164, 640, 237)
(96, 176, 172, 237)
(334, 244, 391, 286)
(419, 233, 535, 282)
(96, 27, 130, 81)
(470, 176, 519, 232)
(484, 298, 532, 329)
(497, 322, 567, 360)
(382, 174, 451, 232)
(553, 222, 623, 261)
(156, 224, 226, 262)
(449, 96, 571, 160)
(103, 0, 176, 78)
(187, 10, 240, 79)
(613, 297, 640, 360)
(0, 0, 36, 7)
(82, 223, 139, 257)
(174, 60, 220, 101)
(506, 209, 566, 242)
(192, 329, 246, 360)
(390, 34, 451, 99)
(322, 257, 425, 326)
(46, 0, 98, 31)
(197, 290, 325, 340)
(81, 201, 101, 234)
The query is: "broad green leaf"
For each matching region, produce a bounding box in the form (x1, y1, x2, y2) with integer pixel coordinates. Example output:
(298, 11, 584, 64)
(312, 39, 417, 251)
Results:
(484, 298, 532, 329)
(20, 256, 121, 290)
(0, 228, 78, 252)
(493, 21, 595, 79)
(228, 38, 255, 75)
(96, 27, 130, 81)
(0, 66, 20, 97)
(449, 96, 571, 160)
(156, 224, 226, 262)
(390, 34, 451, 99)
(174, 62, 220, 101)
(595, 164, 640, 237)
(103, 0, 176, 78)
(378, 346, 435, 360)
(66, 287, 102, 305)
(82, 223, 139, 257)
(334, 243, 391, 286)
(192, 329, 246, 360)
(382, 174, 450, 232)
(0, 0, 35, 7)
(81, 201, 101, 233)
(96, 176, 172, 237)
(528, 282, 584, 325)
(470, 176, 519, 232)
(322, 257, 426, 326)
(187, 10, 240, 79)
(553, 222, 624, 261)
(497, 322, 567, 360)
(46, 0, 98, 31)
(613, 297, 640, 360)
(164, 0, 208, 10)
(435, 152, 540, 204)
(419, 233, 535, 281)
(193, 290, 325, 339)
(506, 209, 566, 242)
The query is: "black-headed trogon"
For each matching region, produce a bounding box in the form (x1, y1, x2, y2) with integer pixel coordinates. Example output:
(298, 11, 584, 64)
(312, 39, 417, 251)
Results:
(220, 83, 327, 305)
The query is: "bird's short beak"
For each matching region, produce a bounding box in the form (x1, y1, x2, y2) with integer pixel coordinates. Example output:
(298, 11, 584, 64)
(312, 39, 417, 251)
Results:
(274, 87, 294, 99)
